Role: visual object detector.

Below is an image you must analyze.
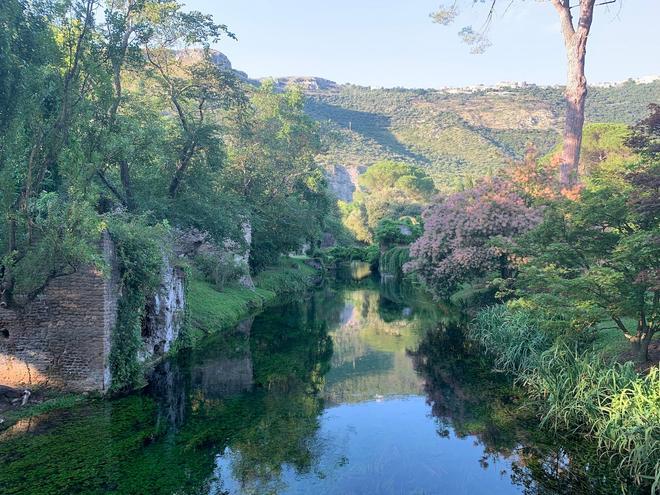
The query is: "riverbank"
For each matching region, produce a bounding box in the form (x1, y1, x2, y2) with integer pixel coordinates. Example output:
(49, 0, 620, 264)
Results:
(184, 256, 321, 347)
(470, 304, 660, 493)
(0, 257, 321, 431)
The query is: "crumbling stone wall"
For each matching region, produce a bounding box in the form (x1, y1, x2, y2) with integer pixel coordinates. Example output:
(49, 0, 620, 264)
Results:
(140, 261, 186, 362)
(0, 233, 119, 392)
(0, 234, 189, 392)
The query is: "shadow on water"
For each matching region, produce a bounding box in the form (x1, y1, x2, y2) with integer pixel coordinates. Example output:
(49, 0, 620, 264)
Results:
(0, 279, 641, 494)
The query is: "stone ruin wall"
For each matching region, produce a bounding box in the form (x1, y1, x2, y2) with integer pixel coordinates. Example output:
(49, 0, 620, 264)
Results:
(0, 234, 187, 392)
(0, 233, 118, 392)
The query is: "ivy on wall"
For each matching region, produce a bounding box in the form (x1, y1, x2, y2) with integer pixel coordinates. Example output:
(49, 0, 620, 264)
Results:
(107, 218, 168, 392)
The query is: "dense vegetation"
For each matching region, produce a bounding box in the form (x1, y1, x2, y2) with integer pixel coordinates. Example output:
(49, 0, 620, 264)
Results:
(0, 0, 337, 389)
(306, 80, 660, 190)
(404, 106, 660, 491)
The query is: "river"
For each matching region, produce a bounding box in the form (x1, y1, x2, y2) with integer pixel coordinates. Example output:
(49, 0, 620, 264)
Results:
(0, 274, 634, 494)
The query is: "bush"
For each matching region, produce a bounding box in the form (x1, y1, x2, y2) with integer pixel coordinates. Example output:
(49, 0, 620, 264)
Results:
(193, 252, 246, 291)
(526, 346, 660, 491)
(322, 245, 379, 269)
(374, 217, 422, 247)
(470, 305, 553, 375)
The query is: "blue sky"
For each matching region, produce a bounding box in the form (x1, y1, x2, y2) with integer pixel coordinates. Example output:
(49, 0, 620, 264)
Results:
(184, 0, 660, 88)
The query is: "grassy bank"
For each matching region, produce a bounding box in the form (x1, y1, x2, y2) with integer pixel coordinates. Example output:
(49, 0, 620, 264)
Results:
(183, 257, 320, 348)
(471, 305, 660, 492)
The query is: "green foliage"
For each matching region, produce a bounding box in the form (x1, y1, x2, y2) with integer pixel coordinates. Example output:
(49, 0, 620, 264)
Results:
(340, 160, 435, 242)
(8, 194, 104, 299)
(543, 122, 635, 175)
(252, 257, 318, 294)
(223, 83, 330, 271)
(108, 218, 168, 391)
(185, 257, 318, 347)
(471, 305, 553, 375)
(322, 245, 380, 268)
(193, 251, 246, 291)
(380, 246, 410, 281)
(185, 275, 269, 344)
(374, 217, 422, 247)
(516, 166, 659, 361)
(0, 2, 335, 314)
(527, 347, 660, 491)
(471, 305, 660, 491)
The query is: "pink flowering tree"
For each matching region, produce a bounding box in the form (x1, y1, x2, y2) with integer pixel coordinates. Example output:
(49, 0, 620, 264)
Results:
(405, 179, 542, 298)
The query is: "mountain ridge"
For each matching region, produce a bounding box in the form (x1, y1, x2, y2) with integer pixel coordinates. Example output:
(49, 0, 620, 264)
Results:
(211, 51, 659, 197)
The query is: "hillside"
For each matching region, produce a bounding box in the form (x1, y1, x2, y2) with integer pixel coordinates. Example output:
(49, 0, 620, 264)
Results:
(296, 79, 659, 196)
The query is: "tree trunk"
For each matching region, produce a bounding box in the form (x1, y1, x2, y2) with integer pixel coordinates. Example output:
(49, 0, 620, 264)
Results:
(560, 43, 587, 187)
(630, 333, 652, 364)
(119, 160, 135, 211)
(551, 0, 596, 188)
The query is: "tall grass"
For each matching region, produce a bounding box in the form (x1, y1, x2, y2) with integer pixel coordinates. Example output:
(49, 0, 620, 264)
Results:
(471, 305, 553, 375)
(471, 305, 660, 492)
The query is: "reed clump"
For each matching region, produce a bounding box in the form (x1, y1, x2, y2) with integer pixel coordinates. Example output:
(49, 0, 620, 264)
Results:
(471, 305, 660, 492)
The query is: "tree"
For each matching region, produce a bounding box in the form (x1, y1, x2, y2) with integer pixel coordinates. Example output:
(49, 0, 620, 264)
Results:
(625, 104, 660, 229)
(0, 0, 102, 307)
(432, 0, 614, 187)
(406, 178, 542, 298)
(342, 160, 436, 243)
(142, 5, 244, 199)
(515, 113, 659, 362)
(222, 83, 329, 270)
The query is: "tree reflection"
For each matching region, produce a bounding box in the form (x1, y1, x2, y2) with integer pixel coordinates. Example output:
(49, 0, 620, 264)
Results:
(411, 325, 643, 495)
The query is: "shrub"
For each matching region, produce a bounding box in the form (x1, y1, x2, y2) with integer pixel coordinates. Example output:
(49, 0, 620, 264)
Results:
(374, 217, 422, 247)
(470, 305, 553, 375)
(323, 245, 379, 269)
(471, 304, 660, 491)
(406, 178, 542, 298)
(194, 252, 246, 291)
(526, 346, 660, 491)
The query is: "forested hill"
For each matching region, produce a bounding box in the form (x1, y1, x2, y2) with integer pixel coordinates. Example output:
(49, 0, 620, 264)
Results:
(295, 78, 659, 194)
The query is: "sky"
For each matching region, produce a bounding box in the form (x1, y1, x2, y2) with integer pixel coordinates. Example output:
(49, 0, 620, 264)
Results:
(183, 0, 660, 89)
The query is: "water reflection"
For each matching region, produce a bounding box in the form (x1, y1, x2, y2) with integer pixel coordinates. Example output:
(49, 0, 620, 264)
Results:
(411, 324, 642, 495)
(0, 281, 640, 494)
(322, 287, 432, 404)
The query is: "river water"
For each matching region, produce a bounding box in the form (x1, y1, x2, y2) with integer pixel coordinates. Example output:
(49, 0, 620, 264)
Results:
(0, 276, 633, 494)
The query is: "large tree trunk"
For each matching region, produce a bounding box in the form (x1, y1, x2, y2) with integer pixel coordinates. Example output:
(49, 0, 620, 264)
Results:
(551, 0, 596, 188)
(560, 41, 588, 187)
(630, 335, 651, 364)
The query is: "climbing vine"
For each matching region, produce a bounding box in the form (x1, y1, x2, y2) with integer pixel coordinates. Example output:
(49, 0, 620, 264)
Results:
(380, 246, 410, 281)
(107, 218, 168, 391)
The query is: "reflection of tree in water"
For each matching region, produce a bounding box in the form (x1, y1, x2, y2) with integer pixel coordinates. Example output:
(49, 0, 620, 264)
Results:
(211, 297, 333, 493)
(0, 298, 334, 495)
(411, 326, 643, 495)
(322, 287, 436, 403)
